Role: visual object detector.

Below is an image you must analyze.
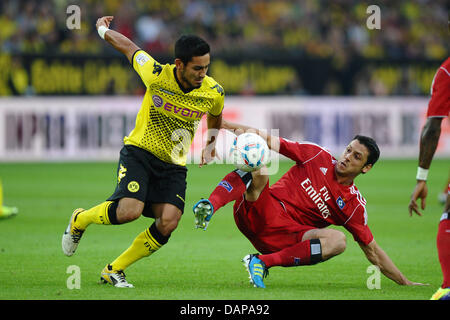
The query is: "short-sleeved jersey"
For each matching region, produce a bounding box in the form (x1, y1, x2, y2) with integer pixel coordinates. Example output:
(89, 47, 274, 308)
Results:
(427, 57, 450, 118)
(124, 50, 225, 166)
(270, 138, 374, 245)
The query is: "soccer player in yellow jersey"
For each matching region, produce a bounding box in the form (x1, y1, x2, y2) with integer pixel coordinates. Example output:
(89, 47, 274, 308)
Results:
(62, 16, 224, 288)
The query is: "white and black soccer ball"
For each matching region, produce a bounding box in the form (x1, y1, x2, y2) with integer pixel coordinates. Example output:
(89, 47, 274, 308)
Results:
(229, 133, 270, 172)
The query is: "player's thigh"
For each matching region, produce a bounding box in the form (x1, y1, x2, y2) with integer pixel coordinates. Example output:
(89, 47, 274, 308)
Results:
(143, 162, 186, 236)
(234, 198, 315, 253)
(145, 162, 187, 217)
(245, 168, 270, 202)
(108, 145, 150, 204)
(234, 185, 284, 235)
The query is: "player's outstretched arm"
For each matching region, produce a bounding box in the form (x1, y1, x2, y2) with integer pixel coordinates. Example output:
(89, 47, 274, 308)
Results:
(199, 113, 223, 167)
(359, 240, 427, 286)
(222, 119, 280, 153)
(408, 117, 443, 216)
(96, 16, 140, 63)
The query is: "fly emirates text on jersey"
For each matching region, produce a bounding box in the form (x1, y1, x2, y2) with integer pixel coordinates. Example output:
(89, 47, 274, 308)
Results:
(300, 178, 331, 219)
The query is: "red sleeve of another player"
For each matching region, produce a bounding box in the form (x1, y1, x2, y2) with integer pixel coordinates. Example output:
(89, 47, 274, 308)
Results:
(344, 205, 374, 246)
(278, 137, 326, 163)
(427, 59, 450, 117)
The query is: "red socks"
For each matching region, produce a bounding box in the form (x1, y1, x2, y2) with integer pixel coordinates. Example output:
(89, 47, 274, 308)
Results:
(208, 170, 251, 212)
(259, 239, 322, 268)
(437, 217, 450, 288)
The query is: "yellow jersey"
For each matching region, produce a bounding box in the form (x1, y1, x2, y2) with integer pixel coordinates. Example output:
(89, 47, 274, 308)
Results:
(124, 50, 225, 166)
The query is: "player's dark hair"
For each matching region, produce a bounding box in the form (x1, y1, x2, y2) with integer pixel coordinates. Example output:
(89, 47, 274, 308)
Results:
(353, 135, 380, 166)
(175, 35, 210, 65)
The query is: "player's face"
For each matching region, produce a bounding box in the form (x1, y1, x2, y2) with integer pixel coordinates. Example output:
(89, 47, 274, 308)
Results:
(177, 54, 210, 89)
(336, 140, 372, 177)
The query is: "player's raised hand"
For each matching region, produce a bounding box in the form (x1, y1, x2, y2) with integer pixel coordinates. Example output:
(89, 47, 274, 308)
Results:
(199, 145, 220, 168)
(96, 16, 114, 30)
(408, 180, 428, 217)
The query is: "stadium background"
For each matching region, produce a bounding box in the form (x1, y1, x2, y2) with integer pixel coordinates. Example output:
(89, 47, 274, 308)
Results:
(0, 0, 449, 302)
(0, 0, 449, 161)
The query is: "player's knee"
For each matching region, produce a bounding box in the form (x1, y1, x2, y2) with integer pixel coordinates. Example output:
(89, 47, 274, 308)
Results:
(333, 231, 347, 255)
(157, 212, 181, 236)
(116, 204, 142, 223)
(324, 230, 346, 257)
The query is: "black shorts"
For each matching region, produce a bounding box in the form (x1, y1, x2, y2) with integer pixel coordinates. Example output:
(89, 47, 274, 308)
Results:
(107, 145, 187, 215)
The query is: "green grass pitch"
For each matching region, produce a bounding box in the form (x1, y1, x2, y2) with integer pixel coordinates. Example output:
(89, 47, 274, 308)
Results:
(0, 158, 448, 300)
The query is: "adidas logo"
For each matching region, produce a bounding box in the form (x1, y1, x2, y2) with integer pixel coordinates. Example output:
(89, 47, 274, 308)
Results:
(320, 167, 328, 175)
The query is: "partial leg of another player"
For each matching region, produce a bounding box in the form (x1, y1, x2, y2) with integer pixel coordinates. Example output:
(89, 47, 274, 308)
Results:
(431, 186, 450, 300)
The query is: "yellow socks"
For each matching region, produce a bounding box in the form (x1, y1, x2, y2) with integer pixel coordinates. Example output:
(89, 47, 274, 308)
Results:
(75, 201, 114, 230)
(73, 201, 170, 272)
(110, 223, 168, 271)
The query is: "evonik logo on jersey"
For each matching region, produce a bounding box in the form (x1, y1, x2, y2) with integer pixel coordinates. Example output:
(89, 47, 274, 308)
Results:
(152, 95, 205, 120)
(300, 178, 331, 219)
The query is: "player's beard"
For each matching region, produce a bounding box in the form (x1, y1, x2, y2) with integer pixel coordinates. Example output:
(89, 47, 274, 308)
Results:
(180, 70, 201, 89)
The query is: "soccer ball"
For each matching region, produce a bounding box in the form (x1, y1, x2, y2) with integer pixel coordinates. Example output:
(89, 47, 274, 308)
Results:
(229, 133, 270, 172)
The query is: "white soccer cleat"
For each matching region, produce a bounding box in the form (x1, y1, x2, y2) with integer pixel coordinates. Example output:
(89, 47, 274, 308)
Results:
(100, 264, 134, 288)
(0, 206, 18, 219)
(62, 208, 85, 256)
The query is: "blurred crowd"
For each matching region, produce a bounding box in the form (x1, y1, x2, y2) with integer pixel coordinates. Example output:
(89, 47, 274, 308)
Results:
(0, 0, 448, 60)
(0, 0, 448, 96)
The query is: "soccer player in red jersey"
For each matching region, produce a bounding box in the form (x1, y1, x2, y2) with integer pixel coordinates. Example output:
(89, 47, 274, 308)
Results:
(409, 57, 450, 300)
(194, 120, 425, 288)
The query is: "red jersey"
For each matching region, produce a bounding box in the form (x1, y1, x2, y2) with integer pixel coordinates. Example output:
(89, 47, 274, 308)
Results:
(427, 57, 450, 118)
(270, 138, 374, 245)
